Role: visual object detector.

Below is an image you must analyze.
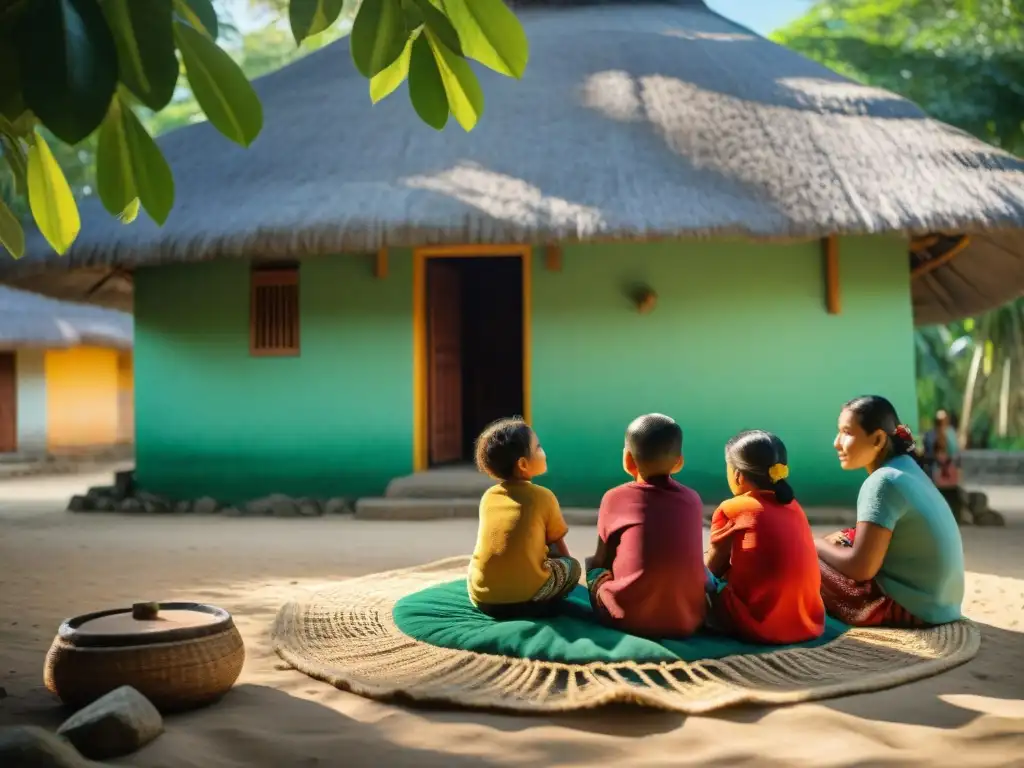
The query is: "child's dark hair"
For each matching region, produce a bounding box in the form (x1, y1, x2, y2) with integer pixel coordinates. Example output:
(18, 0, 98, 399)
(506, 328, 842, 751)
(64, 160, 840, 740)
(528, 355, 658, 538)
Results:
(725, 430, 796, 504)
(626, 413, 683, 475)
(474, 417, 534, 481)
(843, 395, 916, 456)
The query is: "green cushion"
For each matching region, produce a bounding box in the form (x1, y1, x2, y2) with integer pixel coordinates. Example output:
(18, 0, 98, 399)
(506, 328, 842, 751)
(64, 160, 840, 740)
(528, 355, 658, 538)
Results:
(393, 580, 847, 664)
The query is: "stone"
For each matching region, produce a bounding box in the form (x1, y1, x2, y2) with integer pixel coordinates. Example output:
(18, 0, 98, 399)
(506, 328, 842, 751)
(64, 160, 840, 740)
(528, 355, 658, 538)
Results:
(67, 495, 93, 513)
(57, 685, 163, 760)
(93, 496, 116, 512)
(113, 469, 135, 499)
(0, 725, 97, 767)
(296, 498, 323, 517)
(173, 500, 193, 514)
(192, 496, 220, 515)
(967, 491, 989, 515)
(118, 497, 143, 513)
(86, 486, 114, 501)
(974, 509, 1007, 527)
(246, 494, 299, 517)
(142, 499, 172, 514)
(324, 497, 351, 516)
(220, 506, 243, 516)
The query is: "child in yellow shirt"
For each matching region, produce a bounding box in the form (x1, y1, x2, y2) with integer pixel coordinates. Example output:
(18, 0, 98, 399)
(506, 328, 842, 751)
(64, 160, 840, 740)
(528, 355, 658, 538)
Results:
(468, 417, 581, 619)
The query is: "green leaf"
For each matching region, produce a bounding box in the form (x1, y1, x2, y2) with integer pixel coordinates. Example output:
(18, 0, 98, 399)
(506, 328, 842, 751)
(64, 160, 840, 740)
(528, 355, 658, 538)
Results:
(441, 0, 527, 78)
(425, 31, 482, 131)
(290, 0, 346, 44)
(102, 0, 179, 112)
(407, 33, 448, 130)
(370, 35, 414, 103)
(0, 132, 28, 197)
(175, 0, 219, 39)
(351, 0, 408, 78)
(411, 0, 463, 56)
(0, 198, 25, 258)
(173, 20, 264, 147)
(118, 197, 140, 224)
(16, 0, 119, 145)
(96, 97, 175, 225)
(26, 131, 80, 255)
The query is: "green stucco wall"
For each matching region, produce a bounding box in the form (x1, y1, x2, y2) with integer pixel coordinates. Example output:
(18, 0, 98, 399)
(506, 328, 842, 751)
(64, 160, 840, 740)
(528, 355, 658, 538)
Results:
(134, 237, 916, 506)
(532, 237, 916, 507)
(134, 253, 415, 502)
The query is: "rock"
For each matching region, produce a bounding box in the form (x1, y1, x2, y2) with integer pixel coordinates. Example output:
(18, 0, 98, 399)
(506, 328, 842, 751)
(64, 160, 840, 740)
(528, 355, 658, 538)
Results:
(974, 509, 1006, 527)
(0, 725, 98, 767)
(67, 495, 93, 513)
(93, 496, 116, 512)
(296, 498, 323, 517)
(57, 685, 163, 760)
(142, 499, 172, 514)
(192, 496, 220, 515)
(113, 469, 135, 499)
(220, 506, 243, 516)
(324, 497, 351, 516)
(173, 500, 193, 514)
(118, 497, 143, 513)
(246, 494, 299, 517)
(966, 491, 989, 515)
(86, 486, 114, 501)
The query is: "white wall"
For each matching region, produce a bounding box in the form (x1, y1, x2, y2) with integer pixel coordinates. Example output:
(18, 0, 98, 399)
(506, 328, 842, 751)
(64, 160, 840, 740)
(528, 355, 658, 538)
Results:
(15, 348, 47, 455)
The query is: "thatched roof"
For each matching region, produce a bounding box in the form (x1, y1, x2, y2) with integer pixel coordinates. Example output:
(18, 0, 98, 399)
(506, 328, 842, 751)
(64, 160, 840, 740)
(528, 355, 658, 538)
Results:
(0, 286, 132, 350)
(2, 0, 1022, 323)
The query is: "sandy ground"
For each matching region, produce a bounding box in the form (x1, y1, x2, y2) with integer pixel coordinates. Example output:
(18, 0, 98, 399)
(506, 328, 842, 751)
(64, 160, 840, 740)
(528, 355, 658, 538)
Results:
(2, 470, 1024, 767)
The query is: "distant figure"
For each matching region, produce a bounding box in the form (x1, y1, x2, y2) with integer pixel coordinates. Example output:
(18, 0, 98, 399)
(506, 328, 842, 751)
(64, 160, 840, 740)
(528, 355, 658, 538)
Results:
(922, 410, 961, 490)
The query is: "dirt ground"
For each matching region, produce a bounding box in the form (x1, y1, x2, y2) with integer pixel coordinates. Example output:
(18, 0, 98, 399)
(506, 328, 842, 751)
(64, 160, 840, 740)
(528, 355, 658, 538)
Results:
(1, 469, 1023, 767)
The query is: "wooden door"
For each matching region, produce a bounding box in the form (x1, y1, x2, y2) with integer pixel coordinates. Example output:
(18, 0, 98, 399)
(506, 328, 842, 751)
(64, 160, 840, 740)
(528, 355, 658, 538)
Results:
(428, 262, 463, 464)
(0, 352, 17, 453)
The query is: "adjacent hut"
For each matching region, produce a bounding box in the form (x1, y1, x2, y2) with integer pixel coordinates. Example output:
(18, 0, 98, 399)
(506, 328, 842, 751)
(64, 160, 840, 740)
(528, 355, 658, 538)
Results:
(2, 0, 1022, 506)
(0, 287, 134, 455)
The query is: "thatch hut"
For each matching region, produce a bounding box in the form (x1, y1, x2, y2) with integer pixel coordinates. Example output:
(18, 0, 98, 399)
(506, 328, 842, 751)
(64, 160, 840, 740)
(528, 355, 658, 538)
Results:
(2, 0, 1022, 505)
(0, 287, 133, 455)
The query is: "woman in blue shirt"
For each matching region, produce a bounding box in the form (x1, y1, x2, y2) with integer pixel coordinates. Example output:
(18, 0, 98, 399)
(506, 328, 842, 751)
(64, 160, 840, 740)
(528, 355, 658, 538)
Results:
(817, 396, 965, 627)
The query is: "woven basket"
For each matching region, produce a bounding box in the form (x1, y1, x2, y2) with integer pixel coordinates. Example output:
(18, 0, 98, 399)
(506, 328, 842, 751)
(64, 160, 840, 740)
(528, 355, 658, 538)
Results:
(44, 602, 245, 713)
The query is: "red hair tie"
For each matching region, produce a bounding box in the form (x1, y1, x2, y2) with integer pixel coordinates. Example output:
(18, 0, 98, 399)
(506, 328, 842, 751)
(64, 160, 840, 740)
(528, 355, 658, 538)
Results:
(894, 424, 915, 446)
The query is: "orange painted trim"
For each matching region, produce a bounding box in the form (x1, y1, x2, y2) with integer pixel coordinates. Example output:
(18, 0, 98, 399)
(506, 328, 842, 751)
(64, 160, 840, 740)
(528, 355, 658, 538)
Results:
(911, 235, 970, 279)
(412, 245, 533, 472)
(375, 248, 389, 279)
(822, 236, 841, 315)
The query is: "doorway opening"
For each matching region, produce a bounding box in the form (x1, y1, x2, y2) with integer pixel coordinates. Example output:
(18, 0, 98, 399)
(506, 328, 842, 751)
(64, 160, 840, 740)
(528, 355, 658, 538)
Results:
(426, 256, 525, 466)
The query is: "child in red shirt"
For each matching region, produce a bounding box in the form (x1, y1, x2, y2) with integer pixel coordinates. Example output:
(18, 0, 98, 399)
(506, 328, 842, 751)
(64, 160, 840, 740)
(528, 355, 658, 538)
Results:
(704, 430, 825, 644)
(585, 414, 707, 637)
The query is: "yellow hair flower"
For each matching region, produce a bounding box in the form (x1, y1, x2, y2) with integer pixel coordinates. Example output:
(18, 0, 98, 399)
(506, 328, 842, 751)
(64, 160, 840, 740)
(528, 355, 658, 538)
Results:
(768, 463, 789, 483)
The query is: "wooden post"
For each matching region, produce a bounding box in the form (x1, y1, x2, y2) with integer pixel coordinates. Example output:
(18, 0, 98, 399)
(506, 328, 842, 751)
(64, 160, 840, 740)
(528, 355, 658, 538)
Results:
(822, 236, 840, 315)
(374, 248, 388, 279)
(544, 245, 562, 272)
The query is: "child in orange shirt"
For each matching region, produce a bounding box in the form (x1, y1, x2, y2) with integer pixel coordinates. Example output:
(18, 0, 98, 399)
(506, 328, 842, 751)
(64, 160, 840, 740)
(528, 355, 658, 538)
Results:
(704, 430, 825, 644)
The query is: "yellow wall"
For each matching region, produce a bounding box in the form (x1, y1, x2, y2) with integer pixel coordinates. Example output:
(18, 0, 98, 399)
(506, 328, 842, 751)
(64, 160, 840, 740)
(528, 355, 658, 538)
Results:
(45, 346, 120, 450)
(117, 351, 134, 444)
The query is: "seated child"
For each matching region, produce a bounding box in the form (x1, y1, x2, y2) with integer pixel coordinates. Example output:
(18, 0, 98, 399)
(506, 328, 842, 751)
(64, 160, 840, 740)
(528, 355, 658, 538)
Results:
(704, 430, 825, 644)
(468, 417, 582, 619)
(585, 414, 707, 637)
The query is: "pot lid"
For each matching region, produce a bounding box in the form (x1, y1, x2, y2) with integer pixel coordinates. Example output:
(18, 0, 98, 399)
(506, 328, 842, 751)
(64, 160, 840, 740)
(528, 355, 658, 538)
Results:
(59, 602, 234, 648)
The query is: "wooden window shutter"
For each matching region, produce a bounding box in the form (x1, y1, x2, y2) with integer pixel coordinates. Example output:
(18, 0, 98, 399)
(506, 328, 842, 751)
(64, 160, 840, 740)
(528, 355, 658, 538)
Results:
(250, 267, 300, 356)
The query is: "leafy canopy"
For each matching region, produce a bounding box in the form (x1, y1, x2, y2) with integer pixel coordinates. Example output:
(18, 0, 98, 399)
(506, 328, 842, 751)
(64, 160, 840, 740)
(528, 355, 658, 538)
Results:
(0, 0, 529, 259)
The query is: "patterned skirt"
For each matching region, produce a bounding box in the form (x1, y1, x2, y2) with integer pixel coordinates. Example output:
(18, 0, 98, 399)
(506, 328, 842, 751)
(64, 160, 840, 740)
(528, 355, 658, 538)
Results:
(819, 528, 930, 628)
(475, 556, 582, 620)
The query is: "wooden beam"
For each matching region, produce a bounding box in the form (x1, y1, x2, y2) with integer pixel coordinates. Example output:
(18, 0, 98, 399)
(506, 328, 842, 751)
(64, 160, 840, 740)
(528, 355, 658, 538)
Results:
(911, 235, 970, 279)
(544, 245, 562, 272)
(374, 248, 388, 279)
(822, 236, 841, 315)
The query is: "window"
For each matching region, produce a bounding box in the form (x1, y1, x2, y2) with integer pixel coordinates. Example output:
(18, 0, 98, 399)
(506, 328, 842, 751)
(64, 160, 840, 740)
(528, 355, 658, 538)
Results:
(250, 265, 300, 356)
